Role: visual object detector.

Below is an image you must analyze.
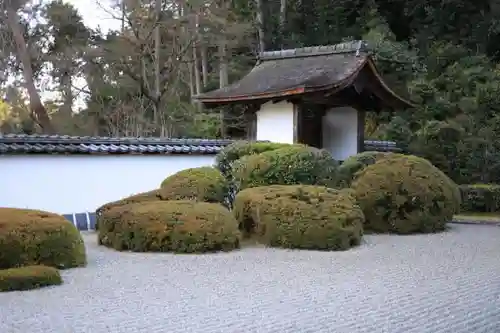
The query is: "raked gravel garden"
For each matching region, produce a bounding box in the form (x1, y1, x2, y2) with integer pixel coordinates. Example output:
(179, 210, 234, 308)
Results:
(1, 143, 500, 333)
(2, 225, 500, 333)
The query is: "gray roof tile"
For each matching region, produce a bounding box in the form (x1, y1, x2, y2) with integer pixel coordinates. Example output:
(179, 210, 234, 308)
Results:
(193, 40, 413, 110)
(0, 134, 234, 155)
(0, 134, 400, 155)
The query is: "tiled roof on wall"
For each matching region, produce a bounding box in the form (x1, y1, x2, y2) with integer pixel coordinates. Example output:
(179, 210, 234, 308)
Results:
(0, 134, 401, 155)
(363, 140, 402, 152)
(0, 134, 234, 155)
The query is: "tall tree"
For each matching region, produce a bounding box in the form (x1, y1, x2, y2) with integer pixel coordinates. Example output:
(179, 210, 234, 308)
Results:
(2, 0, 54, 133)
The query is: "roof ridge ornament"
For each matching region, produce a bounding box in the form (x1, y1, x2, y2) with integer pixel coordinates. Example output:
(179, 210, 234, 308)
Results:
(356, 40, 366, 57)
(258, 40, 370, 61)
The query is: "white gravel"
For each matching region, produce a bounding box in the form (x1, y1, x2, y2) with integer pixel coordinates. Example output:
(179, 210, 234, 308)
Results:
(1, 224, 500, 333)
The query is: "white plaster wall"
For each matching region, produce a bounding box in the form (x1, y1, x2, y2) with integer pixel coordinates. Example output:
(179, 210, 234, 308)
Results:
(322, 107, 358, 160)
(0, 154, 214, 214)
(256, 101, 295, 144)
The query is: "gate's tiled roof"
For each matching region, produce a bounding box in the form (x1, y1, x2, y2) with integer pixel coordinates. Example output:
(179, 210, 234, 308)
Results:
(193, 40, 413, 109)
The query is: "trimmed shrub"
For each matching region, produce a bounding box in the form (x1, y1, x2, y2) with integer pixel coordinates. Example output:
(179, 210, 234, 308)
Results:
(0, 208, 87, 269)
(215, 141, 291, 178)
(232, 145, 339, 190)
(337, 151, 392, 187)
(96, 189, 161, 214)
(159, 167, 228, 204)
(95, 189, 161, 230)
(98, 200, 240, 253)
(351, 154, 461, 234)
(233, 185, 364, 250)
(460, 184, 500, 212)
(0, 265, 62, 292)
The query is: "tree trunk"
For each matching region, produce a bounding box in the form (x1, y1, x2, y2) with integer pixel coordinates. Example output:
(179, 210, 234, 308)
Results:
(188, 59, 195, 103)
(255, 0, 266, 53)
(279, 0, 287, 48)
(60, 62, 73, 116)
(218, 0, 229, 88)
(121, 0, 126, 31)
(153, 0, 162, 124)
(218, 41, 228, 88)
(217, 0, 230, 137)
(193, 14, 202, 96)
(6, 7, 55, 133)
(218, 40, 228, 134)
(201, 43, 209, 87)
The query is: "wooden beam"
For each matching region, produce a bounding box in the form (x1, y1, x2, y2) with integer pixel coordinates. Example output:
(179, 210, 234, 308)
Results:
(355, 66, 404, 110)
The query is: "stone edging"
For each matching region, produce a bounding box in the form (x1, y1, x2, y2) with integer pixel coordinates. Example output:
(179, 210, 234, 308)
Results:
(450, 219, 500, 226)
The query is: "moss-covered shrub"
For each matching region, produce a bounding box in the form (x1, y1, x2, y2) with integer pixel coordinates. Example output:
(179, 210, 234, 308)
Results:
(337, 151, 392, 187)
(215, 141, 291, 178)
(0, 208, 86, 269)
(459, 184, 500, 213)
(98, 200, 240, 253)
(159, 167, 228, 204)
(233, 185, 364, 250)
(0, 265, 62, 292)
(232, 145, 339, 190)
(351, 154, 461, 234)
(97, 189, 161, 214)
(95, 189, 161, 230)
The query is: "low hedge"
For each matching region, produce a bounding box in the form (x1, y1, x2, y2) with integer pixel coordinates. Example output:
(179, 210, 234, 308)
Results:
(159, 167, 228, 204)
(98, 200, 241, 253)
(0, 208, 87, 269)
(351, 154, 461, 234)
(459, 184, 500, 213)
(233, 185, 364, 251)
(0, 265, 62, 292)
(95, 189, 161, 229)
(232, 145, 339, 190)
(336, 151, 392, 187)
(215, 141, 291, 178)
(96, 189, 161, 214)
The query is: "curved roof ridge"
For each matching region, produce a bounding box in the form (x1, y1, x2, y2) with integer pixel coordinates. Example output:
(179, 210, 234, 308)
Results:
(258, 40, 371, 62)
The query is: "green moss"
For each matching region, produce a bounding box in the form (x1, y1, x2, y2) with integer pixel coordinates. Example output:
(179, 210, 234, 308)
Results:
(454, 212, 500, 222)
(337, 151, 392, 187)
(0, 265, 62, 292)
(95, 189, 161, 230)
(215, 141, 292, 178)
(98, 200, 241, 253)
(466, 184, 500, 189)
(159, 167, 228, 204)
(97, 190, 161, 213)
(459, 184, 500, 212)
(0, 208, 87, 269)
(233, 185, 364, 251)
(351, 154, 461, 234)
(232, 145, 339, 190)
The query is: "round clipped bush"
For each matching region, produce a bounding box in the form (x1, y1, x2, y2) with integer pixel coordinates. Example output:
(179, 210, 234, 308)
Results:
(159, 167, 228, 204)
(0, 208, 86, 269)
(215, 141, 291, 178)
(95, 189, 161, 230)
(232, 145, 339, 190)
(0, 265, 62, 292)
(233, 185, 364, 250)
(337, 151, 392, 187)
(98, 200, 241, 253)
(351, 154, 461, 234)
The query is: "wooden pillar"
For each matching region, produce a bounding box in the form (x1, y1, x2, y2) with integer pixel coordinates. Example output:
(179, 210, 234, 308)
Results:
(293, 103, 299, 143)
(357, 109, 366, 153)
